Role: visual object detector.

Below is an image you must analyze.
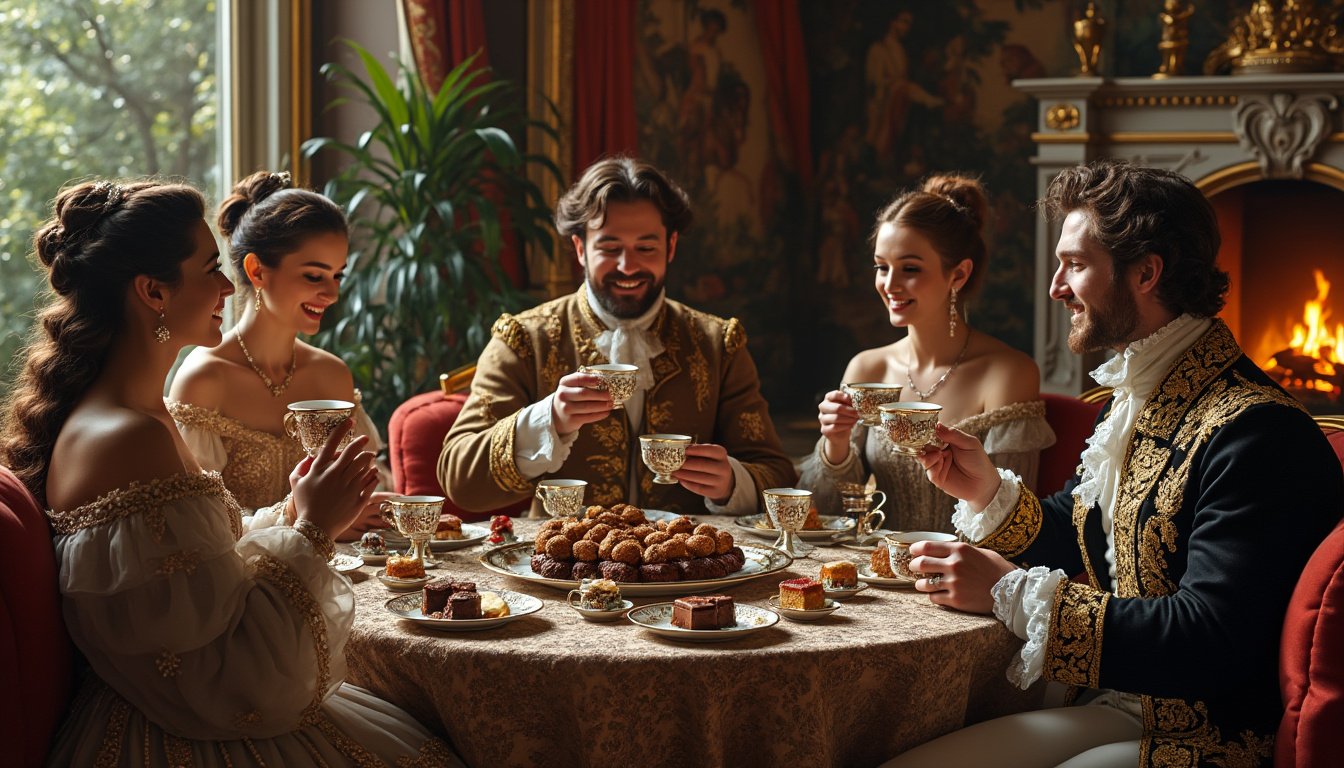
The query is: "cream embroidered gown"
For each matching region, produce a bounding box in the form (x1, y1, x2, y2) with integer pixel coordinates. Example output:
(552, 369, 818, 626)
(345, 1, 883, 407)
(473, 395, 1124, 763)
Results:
(45, 472, 460, 766)
(799, 401, 1056, 534)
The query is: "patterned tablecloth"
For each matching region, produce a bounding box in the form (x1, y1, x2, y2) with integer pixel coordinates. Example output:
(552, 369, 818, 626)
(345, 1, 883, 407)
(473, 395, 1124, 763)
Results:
(343, 517, 1042, 768)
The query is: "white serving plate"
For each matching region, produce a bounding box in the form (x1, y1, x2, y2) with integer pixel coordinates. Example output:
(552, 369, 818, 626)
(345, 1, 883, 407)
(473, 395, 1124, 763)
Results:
(384, 589, 542, 631)
(328, 553, 364, 573)
(767, 595, 841, 622)
(626, 601, 779, 642)
(569, 598, 634, 622)
(856, 563, 915, 588)
(735, 513, 855, 542)
(375, 568, 432, 591)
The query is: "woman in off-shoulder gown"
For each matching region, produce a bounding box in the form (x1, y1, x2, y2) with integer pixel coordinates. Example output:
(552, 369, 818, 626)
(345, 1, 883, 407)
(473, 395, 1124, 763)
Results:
(0, 179, 460, 766)
(800, 174, 1054, 533)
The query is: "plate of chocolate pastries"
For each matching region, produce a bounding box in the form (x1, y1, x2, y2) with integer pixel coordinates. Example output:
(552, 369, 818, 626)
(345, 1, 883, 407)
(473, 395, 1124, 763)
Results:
(627, 598, 779, 643)
(384, 587, 542, 631)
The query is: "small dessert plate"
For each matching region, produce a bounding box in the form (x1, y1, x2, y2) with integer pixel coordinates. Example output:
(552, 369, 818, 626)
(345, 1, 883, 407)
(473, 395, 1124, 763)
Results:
(384, 590, 542, 631)
(627, 602, 779, 642)
(428, 523, 490, 552)
(376, 568, 431, 591)
(822, 582, 870, 601)
(856, 563, 915, 588)
(355, 550, 388, 566)
(569, 599, 634, 622)
(328, 553, 364, 573)
(767, 595, 841, 622)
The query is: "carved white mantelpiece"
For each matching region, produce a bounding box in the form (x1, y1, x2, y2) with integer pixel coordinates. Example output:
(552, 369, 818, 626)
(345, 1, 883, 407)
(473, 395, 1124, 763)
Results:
(1014, 73, 1344, 394)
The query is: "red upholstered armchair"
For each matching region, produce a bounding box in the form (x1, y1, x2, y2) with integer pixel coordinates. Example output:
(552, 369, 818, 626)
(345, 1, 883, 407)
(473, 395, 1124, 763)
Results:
(0, 466, 74, 767)
(1276, 416, 1344, 768)
(387, 365, 530, 523)
(1036, 388, 1110, 497)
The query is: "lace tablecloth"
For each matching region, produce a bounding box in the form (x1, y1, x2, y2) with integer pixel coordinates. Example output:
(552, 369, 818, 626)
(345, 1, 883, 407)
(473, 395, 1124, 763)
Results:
(343, 517, 1042, 768)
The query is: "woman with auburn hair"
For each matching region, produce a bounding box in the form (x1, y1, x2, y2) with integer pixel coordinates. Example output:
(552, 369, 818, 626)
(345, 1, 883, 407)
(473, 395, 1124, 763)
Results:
(0, 179, 458, 765)
(168, 170, 385, 539)
(799, 175, 1054, 533)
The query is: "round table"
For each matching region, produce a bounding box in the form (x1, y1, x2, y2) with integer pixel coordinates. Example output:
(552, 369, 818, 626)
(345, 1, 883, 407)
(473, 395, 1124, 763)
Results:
(342, 517, 1042, 768)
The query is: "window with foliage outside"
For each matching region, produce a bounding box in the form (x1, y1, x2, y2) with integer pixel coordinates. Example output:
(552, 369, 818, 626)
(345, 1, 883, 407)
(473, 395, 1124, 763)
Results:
(0, 0, 219, 397)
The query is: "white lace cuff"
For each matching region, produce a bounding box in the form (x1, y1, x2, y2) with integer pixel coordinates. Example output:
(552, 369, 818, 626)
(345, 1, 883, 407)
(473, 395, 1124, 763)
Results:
(951, 468, 1022, 543)
(241, 499, 287, 533)
(703, 457, 757, 516)
(991, 565, 1065, 689)
(513, 394, 579, 479)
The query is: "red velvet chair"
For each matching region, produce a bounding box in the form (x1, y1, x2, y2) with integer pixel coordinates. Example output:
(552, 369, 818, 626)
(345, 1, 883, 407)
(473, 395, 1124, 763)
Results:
(1276, 416, 1344, 768)
(387, 366, 530, 523)
(1036, 388, 1110, 497)
(0, 465, 74, 767)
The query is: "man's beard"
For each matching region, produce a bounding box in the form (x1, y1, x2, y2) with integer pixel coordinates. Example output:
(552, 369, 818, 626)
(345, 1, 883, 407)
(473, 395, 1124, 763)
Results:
(1066, 279, 1140, 353)
(586, 271, 665, 319)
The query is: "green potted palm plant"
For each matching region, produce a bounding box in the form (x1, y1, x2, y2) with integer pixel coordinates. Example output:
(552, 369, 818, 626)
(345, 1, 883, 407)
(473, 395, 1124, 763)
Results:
(303, 42, 559, 427)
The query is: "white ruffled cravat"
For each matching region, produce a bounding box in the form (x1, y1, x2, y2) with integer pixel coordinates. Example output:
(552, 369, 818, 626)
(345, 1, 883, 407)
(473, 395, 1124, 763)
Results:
(585, 282, 665, 392)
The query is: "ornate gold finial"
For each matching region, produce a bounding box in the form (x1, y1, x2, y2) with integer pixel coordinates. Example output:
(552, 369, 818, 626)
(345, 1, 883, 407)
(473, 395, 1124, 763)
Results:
(1204, 0, 1344, 75)
(1154, 0, 1195, 78)
(1073, 2, 1107, 76)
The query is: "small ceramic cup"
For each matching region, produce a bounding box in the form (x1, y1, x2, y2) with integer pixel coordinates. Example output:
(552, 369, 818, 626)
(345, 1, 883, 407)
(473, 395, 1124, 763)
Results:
(843, 382, 904, 426)
(579, 363, 640, 409)
(885, 530, 958, 580)
(639, 434, 693, 484)
(566, 578, 622, 611)
(535, 479, 587, 518)
(878, 401, 943, 455)
(283, 399, 356, 456)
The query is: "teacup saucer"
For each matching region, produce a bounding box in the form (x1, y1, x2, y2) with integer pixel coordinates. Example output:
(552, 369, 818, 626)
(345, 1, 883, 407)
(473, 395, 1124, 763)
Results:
(767, 595, 841, 622)
(569, 599, 634, 622)
(376, 568, 431, 591)
(355, 550, 388, 566)
(822, 582, 869, 601)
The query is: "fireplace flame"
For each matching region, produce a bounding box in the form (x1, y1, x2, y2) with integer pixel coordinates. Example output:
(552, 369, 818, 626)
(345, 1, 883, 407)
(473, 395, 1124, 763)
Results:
(1263, 269, 1342, 395)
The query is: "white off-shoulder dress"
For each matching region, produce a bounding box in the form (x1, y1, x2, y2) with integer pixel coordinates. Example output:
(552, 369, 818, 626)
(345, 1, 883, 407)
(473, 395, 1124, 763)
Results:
(799, 401, 1056, 534)
(45, 472, 461, 766)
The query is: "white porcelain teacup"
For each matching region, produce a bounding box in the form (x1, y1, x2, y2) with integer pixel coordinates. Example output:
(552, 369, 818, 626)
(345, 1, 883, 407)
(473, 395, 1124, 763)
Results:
(885, 530, 958, 580)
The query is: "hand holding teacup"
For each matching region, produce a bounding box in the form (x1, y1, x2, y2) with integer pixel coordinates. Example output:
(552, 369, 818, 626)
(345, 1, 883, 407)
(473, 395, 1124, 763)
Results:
(290, 419, 379, 540)
(673, 442, 735, 505)
(907, 537, 1017, 614)
(550, 371, 617, 435)
(912, 423, 1002, 511)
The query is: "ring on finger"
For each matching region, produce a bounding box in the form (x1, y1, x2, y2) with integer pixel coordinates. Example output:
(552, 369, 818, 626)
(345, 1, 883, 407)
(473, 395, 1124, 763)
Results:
(927, 573, 943, 588)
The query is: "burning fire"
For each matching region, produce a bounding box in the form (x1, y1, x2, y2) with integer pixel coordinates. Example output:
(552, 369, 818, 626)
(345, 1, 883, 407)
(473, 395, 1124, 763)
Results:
(1262, 269, 1343, 395)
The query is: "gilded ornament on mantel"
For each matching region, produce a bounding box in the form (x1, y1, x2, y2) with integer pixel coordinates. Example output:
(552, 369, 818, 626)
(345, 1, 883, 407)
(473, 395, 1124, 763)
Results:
(1073, 1, 1107, 76)
(1154, 0, 1195, 79)
(1045, 103, 1082, 131)
(1203, 0, 1344, 75)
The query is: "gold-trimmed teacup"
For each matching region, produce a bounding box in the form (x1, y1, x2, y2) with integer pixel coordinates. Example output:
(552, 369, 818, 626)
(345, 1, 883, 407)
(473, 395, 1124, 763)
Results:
(885, 530, 958, 580)
(378, 494, 445, 567)
(579, 363, 639, 409)
(535, 478, 588, 518)
(762, 487, 815, 556)
(843, 382, 903, 426)
(639, 434, 692, 484)
(284, 399, 356, 456)
(837, 481, 887, 542)
(878, 401, 943, 455)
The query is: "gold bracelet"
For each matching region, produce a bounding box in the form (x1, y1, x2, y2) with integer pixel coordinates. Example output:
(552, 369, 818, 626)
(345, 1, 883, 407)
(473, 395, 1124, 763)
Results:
(293, 518, 335, 562)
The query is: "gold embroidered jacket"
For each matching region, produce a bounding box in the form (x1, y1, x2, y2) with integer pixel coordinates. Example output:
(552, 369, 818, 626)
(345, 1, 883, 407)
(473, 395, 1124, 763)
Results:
(438, 291, 796, 515)
(978, 321, 1343, 768)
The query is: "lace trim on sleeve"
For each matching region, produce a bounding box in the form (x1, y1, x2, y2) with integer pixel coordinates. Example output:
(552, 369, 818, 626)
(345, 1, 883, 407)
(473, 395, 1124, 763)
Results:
(950, 468, 1022, 542)
(48, 472, 240, 540)
(992, 565, 1065, 689)
(248, 554, 331, 725)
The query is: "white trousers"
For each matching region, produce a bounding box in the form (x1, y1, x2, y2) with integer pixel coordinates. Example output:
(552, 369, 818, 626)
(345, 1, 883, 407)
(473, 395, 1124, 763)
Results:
(877, 703, 1143, 768)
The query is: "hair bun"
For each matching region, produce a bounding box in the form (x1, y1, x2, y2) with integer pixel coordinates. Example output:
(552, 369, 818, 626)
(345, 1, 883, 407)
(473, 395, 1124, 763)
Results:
(921, 174, 988, 232)
(217, 170, 293, 239)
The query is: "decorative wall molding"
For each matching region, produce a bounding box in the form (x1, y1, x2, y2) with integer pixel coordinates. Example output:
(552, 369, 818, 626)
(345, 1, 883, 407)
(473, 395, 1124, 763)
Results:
(1234, 92, 1339, 179)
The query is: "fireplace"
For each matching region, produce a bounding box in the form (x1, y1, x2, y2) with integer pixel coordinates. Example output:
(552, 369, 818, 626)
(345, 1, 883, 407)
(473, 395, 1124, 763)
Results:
(1016, 73, 1344, 414)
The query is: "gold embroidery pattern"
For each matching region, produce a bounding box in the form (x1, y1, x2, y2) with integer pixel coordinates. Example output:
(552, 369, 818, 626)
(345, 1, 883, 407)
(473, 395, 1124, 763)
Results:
(688, 347, 710, 412)
(313, 710, 384, 768)
(491, 314, 532, 359)
(155, 649, 181, 678)
(249, 555, 330, 725)
(1045, 581, 1109, 688)
(1113, 435, 1171, 597)
(487, 412, 533, 494)
(1142, 697, 1274, 768)
(472, 390, 496, 427)
(242, 737, 270, 766)
(156, 549, 202, 577)
(164, 732, 193, 767)
(956, 400, 1047, 435)
(233, 710, 262, 729)
(48, 472, 231, 536)
(167, 400, 309, 511)
(541, 309, 567, 392)
(1137, 321, 1240, 441)
(1072, 496, 1100, 588)
(724, 317, 748, 356)
(214, 741, 235, 767)
(739, 411, 765, 442)
(396, 737, 460, 767)
(94, 695, 131, 768)
(585, 414, 627, 507)
(646, 400, 673, 433)
(977, 487, 1043, 557)
(1138, 517, 1180, 596)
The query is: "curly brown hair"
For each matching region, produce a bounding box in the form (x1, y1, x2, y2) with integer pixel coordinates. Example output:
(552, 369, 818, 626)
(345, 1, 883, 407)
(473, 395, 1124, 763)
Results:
(217, 170, 348, 296)
(1041, 160, 1228, 317)
(872, 173, 990, 296)
(554, 156, 692, 249)
(0, 180, 205, 503)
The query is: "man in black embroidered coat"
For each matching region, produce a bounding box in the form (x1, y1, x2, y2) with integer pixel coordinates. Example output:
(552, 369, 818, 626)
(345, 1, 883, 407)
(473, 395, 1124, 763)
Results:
(878, 161, 1343, 768)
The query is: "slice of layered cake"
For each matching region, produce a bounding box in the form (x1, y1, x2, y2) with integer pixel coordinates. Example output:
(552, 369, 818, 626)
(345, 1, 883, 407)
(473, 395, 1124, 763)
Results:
(779, 578, 825, 610)
(819, 561, 858, 589)
(671, 595, 736, 629)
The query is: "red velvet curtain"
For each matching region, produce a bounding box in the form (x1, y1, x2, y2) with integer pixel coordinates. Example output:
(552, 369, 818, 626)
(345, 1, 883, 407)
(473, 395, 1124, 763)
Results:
(402, 0, 488, 93)
(573, 0, 638, 173)
(753, 0, 813, 188)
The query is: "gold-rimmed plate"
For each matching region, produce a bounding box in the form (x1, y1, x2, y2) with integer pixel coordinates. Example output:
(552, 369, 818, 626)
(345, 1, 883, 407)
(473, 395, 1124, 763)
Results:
(735, 513, 854, 541)
(427, 523, 490, 552)
(627, 602, 779, 642)
(822, 582, 870, 600)
(376, 568, 431, 591)
(384, 589, 542, 631)
(856, 563, 915, 588)
(478, 542, 793, 597)
(767, 595, 841, 622)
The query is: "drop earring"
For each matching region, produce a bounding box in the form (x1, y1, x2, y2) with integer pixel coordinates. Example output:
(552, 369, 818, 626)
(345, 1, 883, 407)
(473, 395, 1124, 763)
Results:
(155, 309, 170, 344)
(948, 287, 959, 338)
(254, 287, 263, 313)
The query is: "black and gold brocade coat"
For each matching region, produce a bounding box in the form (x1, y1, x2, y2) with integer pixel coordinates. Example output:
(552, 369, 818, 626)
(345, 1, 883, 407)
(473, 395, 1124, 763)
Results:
(438, 291, 796, 516)
(977, 321, 1343, 768)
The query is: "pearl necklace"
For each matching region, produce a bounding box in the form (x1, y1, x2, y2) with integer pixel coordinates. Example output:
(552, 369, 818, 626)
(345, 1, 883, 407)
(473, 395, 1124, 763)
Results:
(236, 329, 296, 398)
(905, 333, 970, 400)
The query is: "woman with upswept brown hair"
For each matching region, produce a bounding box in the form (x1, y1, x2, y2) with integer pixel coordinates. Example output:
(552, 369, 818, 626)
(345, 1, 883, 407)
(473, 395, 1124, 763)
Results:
(0, 179, 459, 765)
